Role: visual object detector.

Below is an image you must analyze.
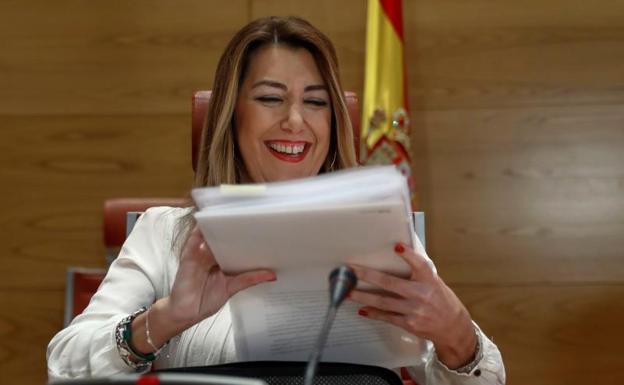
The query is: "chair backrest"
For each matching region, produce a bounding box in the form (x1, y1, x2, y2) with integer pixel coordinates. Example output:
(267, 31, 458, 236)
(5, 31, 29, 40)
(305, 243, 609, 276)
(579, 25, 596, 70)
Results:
(103, 198, 187, 263)
(191, 91, 361, 172)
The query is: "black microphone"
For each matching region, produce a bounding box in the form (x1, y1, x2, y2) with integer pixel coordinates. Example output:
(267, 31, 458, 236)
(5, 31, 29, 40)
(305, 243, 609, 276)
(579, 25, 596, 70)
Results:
(328, 265, 358, 308)
(303, 265, 358, 385)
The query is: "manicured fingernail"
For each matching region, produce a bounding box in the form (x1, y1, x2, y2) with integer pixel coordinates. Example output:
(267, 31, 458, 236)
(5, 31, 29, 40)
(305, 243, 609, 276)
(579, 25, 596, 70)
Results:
(268, 275, 277, 282)
(394, 243, 405, 254)
(358, 309, 368, 317)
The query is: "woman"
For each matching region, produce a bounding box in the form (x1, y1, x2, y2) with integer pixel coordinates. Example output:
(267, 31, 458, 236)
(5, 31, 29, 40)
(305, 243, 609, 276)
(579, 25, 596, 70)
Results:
(47, 16, 505, 384)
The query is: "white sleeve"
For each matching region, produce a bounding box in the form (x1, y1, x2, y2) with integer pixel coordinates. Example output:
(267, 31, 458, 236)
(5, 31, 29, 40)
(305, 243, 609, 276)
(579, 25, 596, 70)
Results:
(406, 324, 506, 385)
(46, 207, 182, 380)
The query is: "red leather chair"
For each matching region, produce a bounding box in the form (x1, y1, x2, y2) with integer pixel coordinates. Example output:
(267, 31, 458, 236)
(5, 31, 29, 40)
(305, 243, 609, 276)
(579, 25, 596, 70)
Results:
(103, 198, 188, 264)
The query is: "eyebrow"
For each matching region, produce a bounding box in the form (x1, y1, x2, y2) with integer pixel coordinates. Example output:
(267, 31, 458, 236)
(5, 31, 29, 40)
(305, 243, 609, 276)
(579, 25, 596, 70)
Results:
(304, 84, 328, 92)
(251, 80, 328, 92)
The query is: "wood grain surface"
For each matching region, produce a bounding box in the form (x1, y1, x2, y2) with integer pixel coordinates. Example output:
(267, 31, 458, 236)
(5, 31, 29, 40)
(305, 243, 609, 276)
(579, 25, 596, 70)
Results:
(404, 0, 624, 110)
(417, 104, 624, 284)
(455, 284, 624, 385)
(0, 0, 249, 115)
(1, 1, 623, 384)
(0, 114, 192, 291)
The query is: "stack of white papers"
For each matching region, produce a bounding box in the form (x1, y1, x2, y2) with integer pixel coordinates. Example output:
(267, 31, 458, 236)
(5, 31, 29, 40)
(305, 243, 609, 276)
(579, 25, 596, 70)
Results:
(192, 166, 429, 368)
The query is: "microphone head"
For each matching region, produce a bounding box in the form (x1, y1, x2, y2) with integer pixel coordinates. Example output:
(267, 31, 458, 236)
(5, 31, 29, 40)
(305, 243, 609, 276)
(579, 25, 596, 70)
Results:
(328, 265, 357, 307)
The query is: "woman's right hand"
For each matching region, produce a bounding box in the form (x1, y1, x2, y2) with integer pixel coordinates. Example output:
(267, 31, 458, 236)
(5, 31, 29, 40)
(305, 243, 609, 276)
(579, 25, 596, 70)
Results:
(166, 225, 276, 327)
(131, 225, 275, 353)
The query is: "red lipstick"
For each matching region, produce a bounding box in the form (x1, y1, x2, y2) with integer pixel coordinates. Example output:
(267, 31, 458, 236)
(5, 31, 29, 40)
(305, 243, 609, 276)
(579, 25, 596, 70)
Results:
(265, 140, 310, 163)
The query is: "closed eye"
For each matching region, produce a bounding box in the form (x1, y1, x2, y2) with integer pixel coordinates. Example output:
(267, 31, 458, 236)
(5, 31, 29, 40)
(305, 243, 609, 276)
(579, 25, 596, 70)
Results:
(255, 96, 282, 104)
(305, 99, 328, 107)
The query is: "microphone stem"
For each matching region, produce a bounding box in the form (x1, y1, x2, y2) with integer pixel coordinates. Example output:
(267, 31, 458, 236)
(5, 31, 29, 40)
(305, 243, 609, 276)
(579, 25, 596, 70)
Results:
(303, 305, 338, 385)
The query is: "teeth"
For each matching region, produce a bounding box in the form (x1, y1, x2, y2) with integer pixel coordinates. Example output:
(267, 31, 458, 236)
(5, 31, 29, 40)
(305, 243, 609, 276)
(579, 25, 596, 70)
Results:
(269, 143, 305, 155)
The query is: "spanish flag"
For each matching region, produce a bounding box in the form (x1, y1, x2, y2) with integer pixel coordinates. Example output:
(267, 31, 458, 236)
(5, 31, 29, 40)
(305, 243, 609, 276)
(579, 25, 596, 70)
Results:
(361, 0, 416, 208)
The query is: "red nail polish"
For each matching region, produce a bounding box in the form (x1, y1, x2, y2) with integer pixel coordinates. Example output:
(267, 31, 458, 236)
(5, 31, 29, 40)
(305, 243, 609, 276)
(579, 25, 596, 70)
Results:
(394, 243, 405, 254)
(358, 309, 368, 317)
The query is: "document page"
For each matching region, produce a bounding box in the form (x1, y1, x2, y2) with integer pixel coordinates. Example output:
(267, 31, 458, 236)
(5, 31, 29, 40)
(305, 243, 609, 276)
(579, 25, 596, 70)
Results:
(229, 269, 429, 368)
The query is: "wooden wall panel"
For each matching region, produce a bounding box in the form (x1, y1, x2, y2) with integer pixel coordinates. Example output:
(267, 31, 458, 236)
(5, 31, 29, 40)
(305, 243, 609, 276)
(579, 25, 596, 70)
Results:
(0, 0, 249, 115)
(403, 2, 624, 382)
(416, 104, 624, 284)
(0, 291, 62, 385)
(0, 114, 193, 291)
(0, 112, 193, 383)
(404, 0, 624, 110)
(455, 284, 624, 385)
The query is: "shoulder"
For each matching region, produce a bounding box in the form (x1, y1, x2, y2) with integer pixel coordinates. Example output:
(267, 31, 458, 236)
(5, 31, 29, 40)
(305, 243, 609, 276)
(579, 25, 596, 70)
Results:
(124, 206, 194, 253)
(142, 205, 193, 218)
(135, 206, 193, 231)
(140, 206, 193, 223)
(115, 206, 194, 292)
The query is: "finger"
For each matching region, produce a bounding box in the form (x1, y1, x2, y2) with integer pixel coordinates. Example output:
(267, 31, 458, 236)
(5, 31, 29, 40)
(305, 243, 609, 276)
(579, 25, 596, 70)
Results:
(184, 226, 204, 250)
(349, 264, 414, 298)
(227, 269, 277, 296)
(349, 289, 409, 315)
(394, 243, 435, 281)
(197, 240, 217, 264)
(182, 226, 207, 257)
(181, 226, 218, 266)
(357, 306, 408, 331)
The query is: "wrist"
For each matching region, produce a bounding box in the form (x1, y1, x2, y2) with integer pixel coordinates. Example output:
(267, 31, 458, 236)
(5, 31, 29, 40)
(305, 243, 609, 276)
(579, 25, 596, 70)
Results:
(434, 319, 478, 369)
(130, 298, 191, 355)
(152, 297, 197, 332)
(116, 308, 154, 371)
(146, 297, 196, 343)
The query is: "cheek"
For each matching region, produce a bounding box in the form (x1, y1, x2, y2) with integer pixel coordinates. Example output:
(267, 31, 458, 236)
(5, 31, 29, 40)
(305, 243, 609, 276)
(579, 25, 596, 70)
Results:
(237, 128, 262, 165)
(305, 108, 331, 139)
(236, 107, 266, 152)
(316, 113, 332, 150)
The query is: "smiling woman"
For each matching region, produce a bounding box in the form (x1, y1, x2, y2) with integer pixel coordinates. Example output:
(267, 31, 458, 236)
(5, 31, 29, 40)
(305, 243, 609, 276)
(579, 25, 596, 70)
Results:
(46, 16, 504, 385)
(194, 17, 357, 188)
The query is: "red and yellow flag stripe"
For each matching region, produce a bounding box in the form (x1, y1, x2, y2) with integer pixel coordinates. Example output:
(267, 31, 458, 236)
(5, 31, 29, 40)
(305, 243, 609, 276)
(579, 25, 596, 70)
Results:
(361, 0, 416, 207)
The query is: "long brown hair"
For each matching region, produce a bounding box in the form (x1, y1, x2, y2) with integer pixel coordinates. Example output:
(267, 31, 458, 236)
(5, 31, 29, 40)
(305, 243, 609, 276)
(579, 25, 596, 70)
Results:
(174, 17, 357, 250)
(194, 16, 357, 187)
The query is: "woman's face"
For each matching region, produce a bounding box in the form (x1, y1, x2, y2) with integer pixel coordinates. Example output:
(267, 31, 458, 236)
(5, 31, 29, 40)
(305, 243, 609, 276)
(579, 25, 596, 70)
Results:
(235, 44, 331, 183)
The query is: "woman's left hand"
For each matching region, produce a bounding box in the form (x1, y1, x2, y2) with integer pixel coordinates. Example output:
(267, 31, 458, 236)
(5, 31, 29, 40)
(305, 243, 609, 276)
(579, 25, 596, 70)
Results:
(348, 243, 477, 369)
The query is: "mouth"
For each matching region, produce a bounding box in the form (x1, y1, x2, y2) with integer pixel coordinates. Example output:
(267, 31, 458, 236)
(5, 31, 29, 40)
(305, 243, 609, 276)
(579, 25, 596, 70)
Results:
(265, 140, 310, 163)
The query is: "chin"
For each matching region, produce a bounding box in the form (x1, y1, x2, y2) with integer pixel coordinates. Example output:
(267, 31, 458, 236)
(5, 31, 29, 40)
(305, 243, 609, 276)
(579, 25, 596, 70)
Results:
(270, 173, 307, 182)
(266, 168, 320, 182)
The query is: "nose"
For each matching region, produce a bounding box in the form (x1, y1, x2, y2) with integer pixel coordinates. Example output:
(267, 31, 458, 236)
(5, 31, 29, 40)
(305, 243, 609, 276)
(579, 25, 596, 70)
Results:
(281, 102, 305, 133)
